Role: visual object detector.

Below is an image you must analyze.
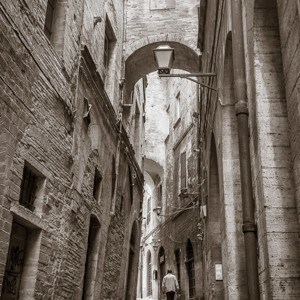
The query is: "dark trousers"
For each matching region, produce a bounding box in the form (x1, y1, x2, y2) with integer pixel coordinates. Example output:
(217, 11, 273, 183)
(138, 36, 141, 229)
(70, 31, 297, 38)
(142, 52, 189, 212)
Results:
(166, 291, 175, 300)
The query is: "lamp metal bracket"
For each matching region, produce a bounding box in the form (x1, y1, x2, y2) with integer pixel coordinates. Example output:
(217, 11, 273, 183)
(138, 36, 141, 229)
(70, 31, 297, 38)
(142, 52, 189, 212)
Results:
(159, 73, 217, 91)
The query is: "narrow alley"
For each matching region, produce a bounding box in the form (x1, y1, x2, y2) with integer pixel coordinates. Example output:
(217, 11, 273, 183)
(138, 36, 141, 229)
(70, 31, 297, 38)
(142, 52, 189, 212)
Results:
(0, 0, 299, 299)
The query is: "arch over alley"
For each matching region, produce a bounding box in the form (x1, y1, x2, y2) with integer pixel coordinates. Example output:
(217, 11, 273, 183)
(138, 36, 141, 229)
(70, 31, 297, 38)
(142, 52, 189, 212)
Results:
(125, 40, 200, 100)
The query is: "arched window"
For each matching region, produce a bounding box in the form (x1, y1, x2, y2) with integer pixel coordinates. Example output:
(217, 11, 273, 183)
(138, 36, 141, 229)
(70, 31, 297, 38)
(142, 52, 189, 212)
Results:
(147, 251, 152, 296)
(186, 239, 195, 298)
(82, 215, 101, 299)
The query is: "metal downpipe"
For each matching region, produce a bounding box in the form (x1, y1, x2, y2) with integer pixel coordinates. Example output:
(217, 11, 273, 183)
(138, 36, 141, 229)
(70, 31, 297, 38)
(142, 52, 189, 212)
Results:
(230, 0, 260, 299)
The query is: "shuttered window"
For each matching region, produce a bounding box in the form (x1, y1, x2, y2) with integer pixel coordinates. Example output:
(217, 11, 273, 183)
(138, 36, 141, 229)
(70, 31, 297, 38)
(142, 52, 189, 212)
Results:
(180, 152, 187, 190)
(147, 252, 152, 296)
(147, 197, 151, 225)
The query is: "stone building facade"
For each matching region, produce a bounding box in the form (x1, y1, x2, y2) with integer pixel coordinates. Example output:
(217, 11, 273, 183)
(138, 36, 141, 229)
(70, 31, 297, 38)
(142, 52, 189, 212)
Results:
(1, 0, 300, 299)
(137, 71, 201, 300)
(134, 0, 300, 300)
(199, 0, 300, 299)
(0, 0, 144, 299)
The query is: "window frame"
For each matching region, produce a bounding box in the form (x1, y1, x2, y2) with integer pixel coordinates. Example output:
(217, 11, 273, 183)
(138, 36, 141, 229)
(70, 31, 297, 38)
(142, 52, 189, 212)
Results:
(44, 0, 56, 41)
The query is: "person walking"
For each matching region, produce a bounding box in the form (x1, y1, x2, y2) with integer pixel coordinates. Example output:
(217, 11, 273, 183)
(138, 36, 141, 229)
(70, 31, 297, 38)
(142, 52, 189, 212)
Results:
(162, 269, 180, 300)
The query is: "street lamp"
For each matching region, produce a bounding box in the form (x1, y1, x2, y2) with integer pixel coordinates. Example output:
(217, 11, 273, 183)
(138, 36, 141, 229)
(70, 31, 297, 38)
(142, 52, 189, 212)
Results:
(153, 45, 217, 91)
(153, 45, 175, 74)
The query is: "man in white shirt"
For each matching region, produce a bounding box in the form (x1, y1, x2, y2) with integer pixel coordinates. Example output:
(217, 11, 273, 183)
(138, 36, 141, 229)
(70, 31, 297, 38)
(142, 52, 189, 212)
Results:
(162, 269, 180, 300)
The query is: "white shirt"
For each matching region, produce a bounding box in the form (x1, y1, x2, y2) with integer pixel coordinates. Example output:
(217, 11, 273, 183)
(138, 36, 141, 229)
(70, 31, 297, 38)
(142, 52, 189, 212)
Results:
(162, 273, 179, 292)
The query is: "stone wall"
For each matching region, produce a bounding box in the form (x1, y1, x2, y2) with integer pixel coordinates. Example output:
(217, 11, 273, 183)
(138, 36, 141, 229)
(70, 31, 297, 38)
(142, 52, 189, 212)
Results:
(199, 0, 300, 299)
(0, 0, 143, 299)
(139, 67, 202, 299)
(125, 0, 200, 56)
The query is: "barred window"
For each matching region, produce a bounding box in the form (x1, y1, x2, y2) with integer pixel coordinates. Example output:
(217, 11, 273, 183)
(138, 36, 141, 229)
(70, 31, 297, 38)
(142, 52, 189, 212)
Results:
(19, 163, 45, 213)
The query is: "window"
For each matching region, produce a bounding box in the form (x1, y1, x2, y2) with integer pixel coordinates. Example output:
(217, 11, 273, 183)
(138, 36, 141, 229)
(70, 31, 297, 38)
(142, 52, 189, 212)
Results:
(157, 184, 162, 207)
(19, 163, 45, 213)
(104, 32, 109, 69)
(43, 0, 67, 53)
(82, 216, 101, 299)
(2, 222, 42, 299)
(147, 251, 152, 296)
(128, 165, 134, 205)
(186, 240, 195, 298)
(175, 91, 181, 120)
(180, 152, 187, 191)
(93, 168, 102, 201)
(44, 0, 56, 40)
(83, 98, 92, 126)
(134, 105, 141, 153)
(103, 17, 116, 71)
(111, 155, 116, 199)
(147, 197, 151, 225)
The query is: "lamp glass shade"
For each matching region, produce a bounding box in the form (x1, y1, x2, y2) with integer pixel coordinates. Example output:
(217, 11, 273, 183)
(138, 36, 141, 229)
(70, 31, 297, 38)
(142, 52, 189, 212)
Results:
(155, 206, 162, 215)
(153, 45, 174, 74)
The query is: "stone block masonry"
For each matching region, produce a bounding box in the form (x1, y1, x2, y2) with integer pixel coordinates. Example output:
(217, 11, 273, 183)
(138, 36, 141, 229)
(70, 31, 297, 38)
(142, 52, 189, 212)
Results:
(0, 1, 143, 299)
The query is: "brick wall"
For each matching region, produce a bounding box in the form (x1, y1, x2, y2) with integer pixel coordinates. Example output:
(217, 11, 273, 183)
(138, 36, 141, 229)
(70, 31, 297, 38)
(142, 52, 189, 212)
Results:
(0, 0, 143, 299)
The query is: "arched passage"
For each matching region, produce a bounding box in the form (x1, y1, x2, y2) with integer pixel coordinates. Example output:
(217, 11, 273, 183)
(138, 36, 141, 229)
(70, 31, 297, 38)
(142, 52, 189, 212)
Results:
(125, 41, 199, 101)
(158, 246, 165, 299)
(205, 135, 224, 299)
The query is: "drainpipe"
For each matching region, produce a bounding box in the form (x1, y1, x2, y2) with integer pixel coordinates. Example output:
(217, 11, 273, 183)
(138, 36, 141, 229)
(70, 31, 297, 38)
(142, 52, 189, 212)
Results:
(230, 0, 260, 299)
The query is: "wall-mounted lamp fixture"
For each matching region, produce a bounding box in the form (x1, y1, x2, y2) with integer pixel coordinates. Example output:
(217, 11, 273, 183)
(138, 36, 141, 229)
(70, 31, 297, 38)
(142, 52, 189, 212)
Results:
(152, 238, 160, 251)
(93, 16, 102, 27)
(153, 206, 162, 216)
(153, 45, 174, 74)
(153, 45, 217, 91)
(200, 205, 207, 219)
(153, 201, 199, 218)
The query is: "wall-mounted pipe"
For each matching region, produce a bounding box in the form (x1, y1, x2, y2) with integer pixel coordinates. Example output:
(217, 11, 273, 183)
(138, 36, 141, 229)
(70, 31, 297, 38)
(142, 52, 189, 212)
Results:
(230, 0, 260, 299)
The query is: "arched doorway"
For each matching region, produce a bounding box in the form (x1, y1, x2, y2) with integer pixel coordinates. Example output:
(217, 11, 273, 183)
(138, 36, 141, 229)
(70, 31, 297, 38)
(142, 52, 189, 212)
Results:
(158, 246, 166, 298)
(204, 135, 223, 299)
(82, 215, 101, 299)
(125, 222, 138, 300)
(186, 239, 195, 299)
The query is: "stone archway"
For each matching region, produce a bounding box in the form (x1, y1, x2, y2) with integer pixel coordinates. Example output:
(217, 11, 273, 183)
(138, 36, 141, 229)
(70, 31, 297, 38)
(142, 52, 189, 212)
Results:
(125, 40, 200, 101)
